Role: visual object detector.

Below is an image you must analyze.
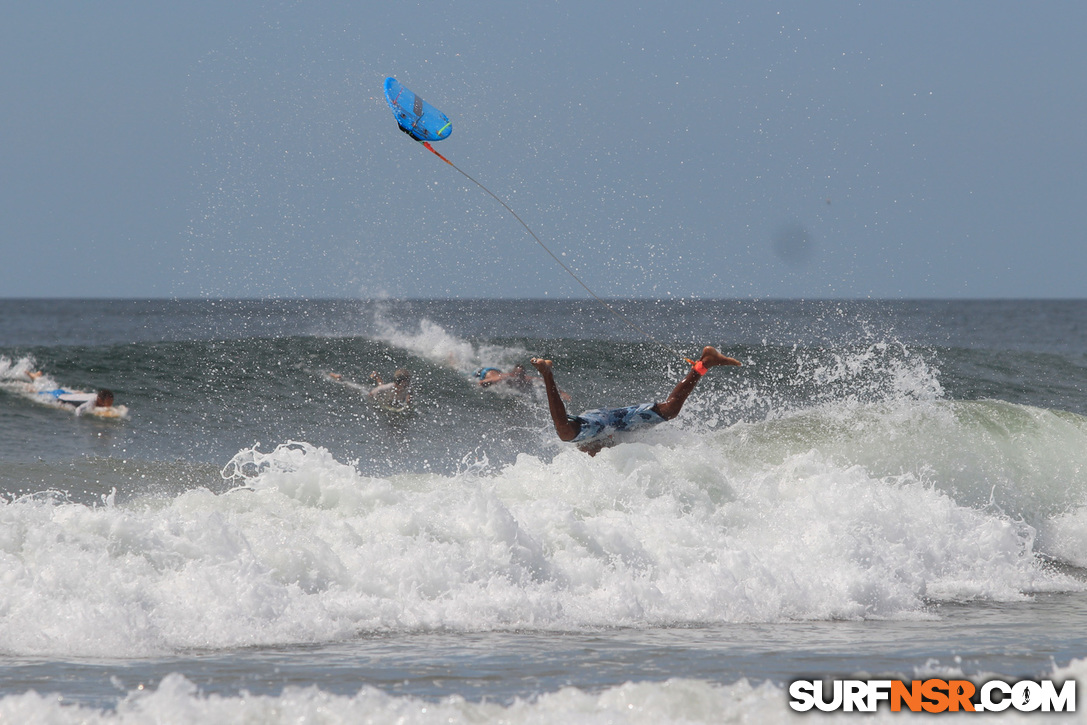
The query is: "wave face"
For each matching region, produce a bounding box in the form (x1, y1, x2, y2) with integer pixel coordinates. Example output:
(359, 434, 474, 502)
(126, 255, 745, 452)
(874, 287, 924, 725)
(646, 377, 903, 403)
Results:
(2, 301, 1087, 659)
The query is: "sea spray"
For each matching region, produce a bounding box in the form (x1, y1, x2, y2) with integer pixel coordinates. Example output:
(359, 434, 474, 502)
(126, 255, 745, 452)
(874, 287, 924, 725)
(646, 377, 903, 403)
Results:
(372, 309, 529, 376)
(6, 419, 1079, 660)
(5, 299, 1087, 718)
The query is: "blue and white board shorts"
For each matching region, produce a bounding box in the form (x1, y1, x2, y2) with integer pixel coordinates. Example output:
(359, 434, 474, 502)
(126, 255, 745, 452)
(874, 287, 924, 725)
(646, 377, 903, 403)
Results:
(569, 403, 666, 443)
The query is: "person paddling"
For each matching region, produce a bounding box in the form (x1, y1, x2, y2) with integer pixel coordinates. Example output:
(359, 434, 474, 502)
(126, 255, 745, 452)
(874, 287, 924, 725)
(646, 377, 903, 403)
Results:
(368, 369, 412, 408)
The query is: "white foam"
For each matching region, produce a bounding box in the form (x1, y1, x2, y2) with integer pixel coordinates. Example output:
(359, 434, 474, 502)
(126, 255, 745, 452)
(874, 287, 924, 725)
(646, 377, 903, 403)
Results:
(0, 675, 786, 724)
(2, 416, 1080, 659)
(1039, 506, 1087, 569)
(0, 355, 40, 383)
(372, 310, 527, 375)
(0, 355, 68, 411)
(4, 662, 1084, 724)
(0, 355, 57, 393)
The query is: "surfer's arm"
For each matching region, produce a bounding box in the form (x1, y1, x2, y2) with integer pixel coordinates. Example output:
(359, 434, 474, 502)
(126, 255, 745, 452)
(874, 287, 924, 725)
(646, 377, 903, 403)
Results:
(368, 382, 395, 398)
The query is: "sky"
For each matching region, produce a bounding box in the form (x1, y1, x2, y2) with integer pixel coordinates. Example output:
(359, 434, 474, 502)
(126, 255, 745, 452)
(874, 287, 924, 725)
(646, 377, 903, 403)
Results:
(1, 2, 1085, 300)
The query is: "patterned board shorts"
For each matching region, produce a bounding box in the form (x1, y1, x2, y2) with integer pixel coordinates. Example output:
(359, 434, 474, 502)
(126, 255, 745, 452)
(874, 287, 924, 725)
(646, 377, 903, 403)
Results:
(569, 403, 666, 443)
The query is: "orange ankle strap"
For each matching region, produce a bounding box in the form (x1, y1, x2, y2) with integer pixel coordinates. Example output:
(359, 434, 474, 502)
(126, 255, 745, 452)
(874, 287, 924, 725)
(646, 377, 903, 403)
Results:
(692, 360, 708, 376)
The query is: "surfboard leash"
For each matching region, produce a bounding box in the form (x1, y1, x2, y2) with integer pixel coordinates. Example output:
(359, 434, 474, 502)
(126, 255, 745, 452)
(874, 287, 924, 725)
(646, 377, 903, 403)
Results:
(417, 140, 694, 366)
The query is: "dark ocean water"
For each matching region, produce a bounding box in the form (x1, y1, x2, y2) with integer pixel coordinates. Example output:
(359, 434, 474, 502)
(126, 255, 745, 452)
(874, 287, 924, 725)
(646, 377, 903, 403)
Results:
(1, 298, 1086, 722)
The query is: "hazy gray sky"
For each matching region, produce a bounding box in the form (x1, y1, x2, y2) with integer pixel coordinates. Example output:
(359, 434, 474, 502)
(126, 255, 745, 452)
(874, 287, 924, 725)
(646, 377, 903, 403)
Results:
(2, 2, 1084, 299)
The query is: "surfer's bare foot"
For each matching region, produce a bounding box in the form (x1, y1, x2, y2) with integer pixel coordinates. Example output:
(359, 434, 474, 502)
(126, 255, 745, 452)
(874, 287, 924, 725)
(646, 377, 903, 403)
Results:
(530, 357, 553, 375)
(700, 346, 741, 368)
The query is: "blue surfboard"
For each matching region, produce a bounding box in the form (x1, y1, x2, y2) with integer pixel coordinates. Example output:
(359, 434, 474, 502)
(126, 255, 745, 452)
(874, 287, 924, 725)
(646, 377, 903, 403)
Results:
(383, 77, 452, 142)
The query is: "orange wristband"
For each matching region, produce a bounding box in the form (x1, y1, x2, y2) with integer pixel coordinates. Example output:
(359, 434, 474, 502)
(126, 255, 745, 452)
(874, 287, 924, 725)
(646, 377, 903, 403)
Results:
(692, 360, 708, 376)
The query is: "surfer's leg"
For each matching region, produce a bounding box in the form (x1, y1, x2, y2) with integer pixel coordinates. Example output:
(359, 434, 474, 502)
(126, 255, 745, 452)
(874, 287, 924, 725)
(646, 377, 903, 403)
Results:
(531, 358, 581, 441)
(654, 346, 741, 420)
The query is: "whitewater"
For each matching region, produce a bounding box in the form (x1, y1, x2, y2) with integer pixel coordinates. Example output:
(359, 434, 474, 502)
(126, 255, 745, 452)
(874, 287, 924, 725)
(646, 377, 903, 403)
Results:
(1, 298, 1086, 722)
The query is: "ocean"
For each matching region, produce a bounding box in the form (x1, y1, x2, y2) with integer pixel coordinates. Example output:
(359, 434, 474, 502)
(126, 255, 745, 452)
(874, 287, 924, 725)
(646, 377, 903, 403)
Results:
(1, 297, 1086, 722)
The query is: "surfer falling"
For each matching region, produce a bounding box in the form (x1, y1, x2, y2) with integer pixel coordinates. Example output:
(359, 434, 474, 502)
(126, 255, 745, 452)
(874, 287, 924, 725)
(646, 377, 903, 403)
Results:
(383, 78, 744, 453)
(531, 348, 741, 456)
